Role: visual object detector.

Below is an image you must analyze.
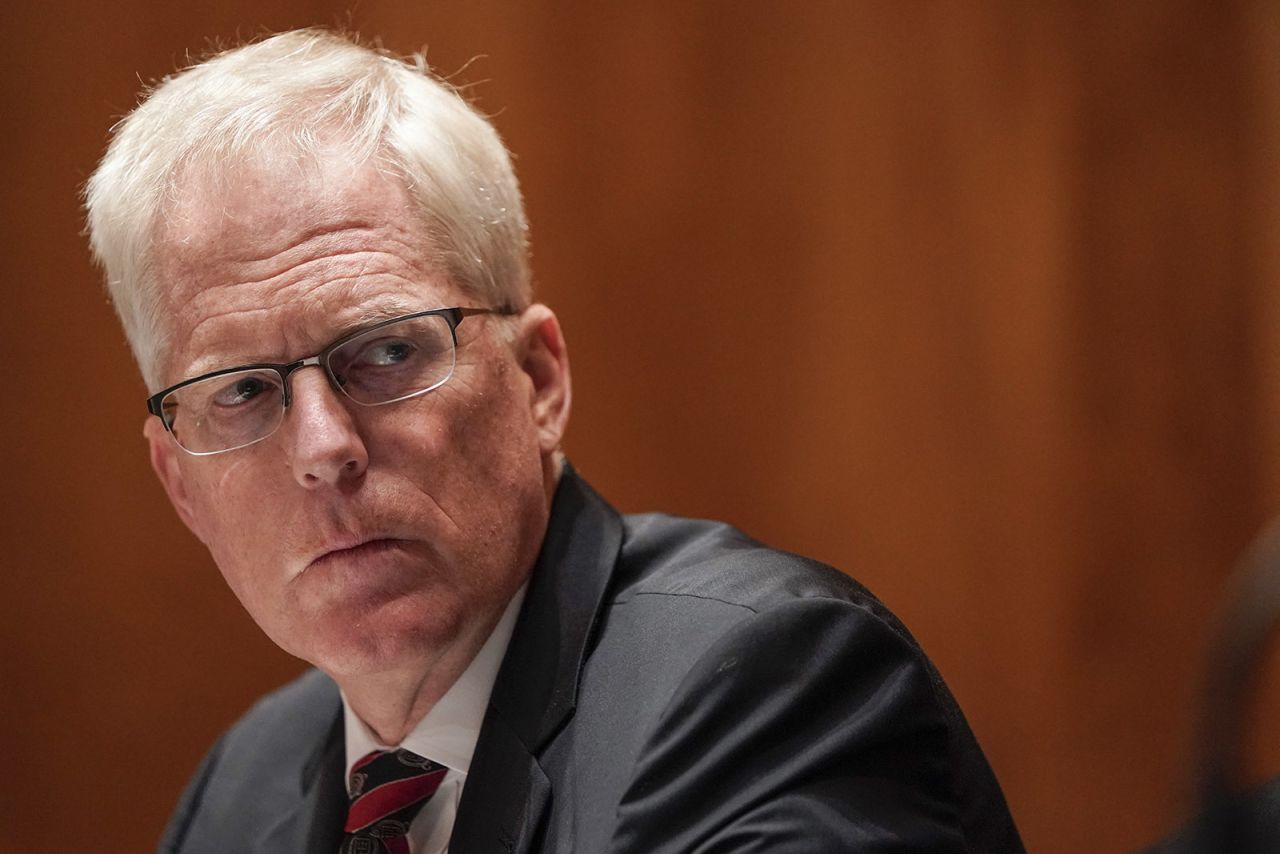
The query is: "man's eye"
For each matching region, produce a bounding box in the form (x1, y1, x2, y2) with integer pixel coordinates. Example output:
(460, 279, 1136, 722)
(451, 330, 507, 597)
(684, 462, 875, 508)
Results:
(213, 375, 271, 407)
(360, 338, 419, 367)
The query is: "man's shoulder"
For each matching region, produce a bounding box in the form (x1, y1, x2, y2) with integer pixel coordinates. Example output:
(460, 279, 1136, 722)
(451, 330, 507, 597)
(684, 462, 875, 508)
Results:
(218, 667, 341, 756)
(159, 669, 341, 853)
(615, 510, 897, 623)
(588, 509, 937, 725)
(185, 667, 341, 797)
(550, 508, 1024, 853)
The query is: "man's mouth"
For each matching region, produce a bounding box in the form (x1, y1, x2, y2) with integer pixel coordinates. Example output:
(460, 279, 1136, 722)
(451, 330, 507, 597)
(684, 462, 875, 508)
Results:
(308, 537, 407, 570)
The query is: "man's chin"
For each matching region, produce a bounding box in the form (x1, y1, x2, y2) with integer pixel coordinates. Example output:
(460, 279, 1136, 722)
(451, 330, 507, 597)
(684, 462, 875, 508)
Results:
(275, 601, 460, 680)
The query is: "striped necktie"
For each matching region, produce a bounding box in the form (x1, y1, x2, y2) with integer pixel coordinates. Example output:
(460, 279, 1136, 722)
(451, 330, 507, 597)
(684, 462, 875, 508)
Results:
(340, 748, 448, 854)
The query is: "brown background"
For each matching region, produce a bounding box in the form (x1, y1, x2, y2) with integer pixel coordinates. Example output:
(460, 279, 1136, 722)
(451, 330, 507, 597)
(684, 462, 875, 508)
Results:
(4, 2, 1280, 852)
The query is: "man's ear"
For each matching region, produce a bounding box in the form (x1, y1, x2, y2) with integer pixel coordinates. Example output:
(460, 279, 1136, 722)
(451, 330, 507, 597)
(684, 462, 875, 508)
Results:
(143, 416, 206, 542)
(515, 304, 571, 455)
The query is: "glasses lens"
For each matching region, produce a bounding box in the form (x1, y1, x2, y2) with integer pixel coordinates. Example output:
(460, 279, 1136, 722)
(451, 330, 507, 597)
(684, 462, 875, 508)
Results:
(161, 369, 286, 454)
(328, 314, 457, 405)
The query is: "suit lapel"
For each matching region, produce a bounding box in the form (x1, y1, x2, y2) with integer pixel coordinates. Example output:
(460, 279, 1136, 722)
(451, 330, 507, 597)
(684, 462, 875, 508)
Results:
(452, 467, 624, 853)
(450, 714, 551, 853)
(254, 709, 347, 854)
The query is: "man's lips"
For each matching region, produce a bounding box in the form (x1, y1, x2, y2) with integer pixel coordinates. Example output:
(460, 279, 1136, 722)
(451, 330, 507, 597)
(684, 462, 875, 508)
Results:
(307, 537, 408, 570)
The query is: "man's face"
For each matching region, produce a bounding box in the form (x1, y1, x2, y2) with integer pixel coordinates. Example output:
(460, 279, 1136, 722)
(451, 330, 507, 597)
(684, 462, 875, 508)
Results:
(144, 152, 568, 682)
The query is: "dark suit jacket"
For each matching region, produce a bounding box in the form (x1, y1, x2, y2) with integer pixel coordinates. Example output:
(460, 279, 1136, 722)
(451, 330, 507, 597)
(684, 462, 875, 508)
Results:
(159, 468, 1024, 853)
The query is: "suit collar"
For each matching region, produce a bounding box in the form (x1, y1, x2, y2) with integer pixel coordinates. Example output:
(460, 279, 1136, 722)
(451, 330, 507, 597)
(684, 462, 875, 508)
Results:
(452, 464, 624, 852)
(491, 464, 623, 750)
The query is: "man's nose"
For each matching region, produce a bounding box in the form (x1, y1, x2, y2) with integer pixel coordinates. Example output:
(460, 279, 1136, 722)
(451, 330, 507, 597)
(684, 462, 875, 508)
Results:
(282, 366, 369, 488)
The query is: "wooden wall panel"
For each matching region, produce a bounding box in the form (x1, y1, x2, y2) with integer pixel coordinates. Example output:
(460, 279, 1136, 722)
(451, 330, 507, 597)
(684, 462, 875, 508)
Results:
(1, 1, 348, 848)
(4, 3, 1277, 851)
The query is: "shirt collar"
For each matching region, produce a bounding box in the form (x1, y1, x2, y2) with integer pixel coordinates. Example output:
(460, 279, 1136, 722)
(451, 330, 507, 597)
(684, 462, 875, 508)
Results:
(341, 582, 528, 783)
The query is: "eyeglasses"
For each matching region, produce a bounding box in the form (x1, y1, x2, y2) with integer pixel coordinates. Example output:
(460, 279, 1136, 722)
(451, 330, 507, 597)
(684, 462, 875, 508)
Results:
(146, 306, 514, 456)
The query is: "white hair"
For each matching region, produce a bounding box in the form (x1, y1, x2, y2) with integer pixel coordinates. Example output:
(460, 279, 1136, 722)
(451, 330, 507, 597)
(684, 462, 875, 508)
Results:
(85, 28, 530, 390)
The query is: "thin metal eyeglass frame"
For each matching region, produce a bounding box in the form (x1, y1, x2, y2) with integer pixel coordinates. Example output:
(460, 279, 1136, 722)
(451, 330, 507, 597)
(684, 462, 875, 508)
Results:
(145, 306, 515, 456)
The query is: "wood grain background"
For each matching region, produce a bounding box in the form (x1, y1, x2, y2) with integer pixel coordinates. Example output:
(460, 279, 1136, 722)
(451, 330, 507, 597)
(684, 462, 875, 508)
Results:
(5, 2, 1280, 851)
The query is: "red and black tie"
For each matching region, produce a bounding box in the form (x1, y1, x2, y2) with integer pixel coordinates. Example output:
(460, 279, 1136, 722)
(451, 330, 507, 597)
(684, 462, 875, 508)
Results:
(340, 748, 448, 854)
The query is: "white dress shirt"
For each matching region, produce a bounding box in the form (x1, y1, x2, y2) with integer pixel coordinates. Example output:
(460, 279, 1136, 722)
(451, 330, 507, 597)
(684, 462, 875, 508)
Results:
(341, 584, 528, 854)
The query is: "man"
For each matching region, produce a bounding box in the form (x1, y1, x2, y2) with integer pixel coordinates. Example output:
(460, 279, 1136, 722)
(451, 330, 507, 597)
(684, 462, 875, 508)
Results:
(86, 28, 1024, 853)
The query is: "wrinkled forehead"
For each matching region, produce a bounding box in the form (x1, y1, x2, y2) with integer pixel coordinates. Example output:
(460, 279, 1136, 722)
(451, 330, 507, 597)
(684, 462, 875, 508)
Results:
(153, 147, 416, 285)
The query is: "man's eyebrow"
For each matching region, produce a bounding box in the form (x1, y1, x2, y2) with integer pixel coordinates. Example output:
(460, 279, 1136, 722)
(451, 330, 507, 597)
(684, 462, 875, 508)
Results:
(343, 300, 425, 327)
(183, 349, 277, 379)
(177, 299, 433, 381)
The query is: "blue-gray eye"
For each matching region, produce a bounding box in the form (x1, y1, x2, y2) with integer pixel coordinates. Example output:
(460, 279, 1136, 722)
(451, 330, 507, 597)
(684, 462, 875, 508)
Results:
(364, 339, 417, 366)
(213, 374, 273, 407)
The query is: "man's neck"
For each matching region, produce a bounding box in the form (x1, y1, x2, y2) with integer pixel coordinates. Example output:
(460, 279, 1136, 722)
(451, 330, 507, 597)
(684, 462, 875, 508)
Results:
(335, 612, 500, 745)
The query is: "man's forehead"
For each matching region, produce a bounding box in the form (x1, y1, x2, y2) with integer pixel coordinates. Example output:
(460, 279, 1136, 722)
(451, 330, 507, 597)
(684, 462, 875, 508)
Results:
(157, 147, 413, 261)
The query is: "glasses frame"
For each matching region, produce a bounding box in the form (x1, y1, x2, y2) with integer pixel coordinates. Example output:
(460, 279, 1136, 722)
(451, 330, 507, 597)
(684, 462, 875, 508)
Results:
(146, 305, 514, 456)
